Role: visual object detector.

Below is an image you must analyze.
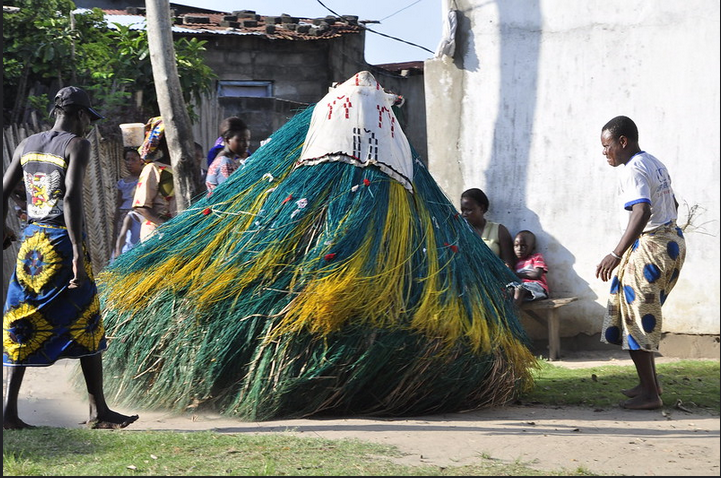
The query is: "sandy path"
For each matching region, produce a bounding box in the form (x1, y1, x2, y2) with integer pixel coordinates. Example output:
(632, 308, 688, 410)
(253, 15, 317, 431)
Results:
(4, 352, 719, 476)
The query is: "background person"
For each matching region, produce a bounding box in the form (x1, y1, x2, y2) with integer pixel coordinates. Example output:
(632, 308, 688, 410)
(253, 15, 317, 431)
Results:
(110, 147, 143, 262)
(460, 188, 515, 268)
(113, 209, 142, 259)
(195, 141, 207, 183)
(206, 116, 252, 167)
(132, 116, 177, 241)
(205, 117, 251, 195)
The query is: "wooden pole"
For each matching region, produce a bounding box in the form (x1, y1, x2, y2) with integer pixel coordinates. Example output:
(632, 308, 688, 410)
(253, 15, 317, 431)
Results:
(145, 0, 202, 210)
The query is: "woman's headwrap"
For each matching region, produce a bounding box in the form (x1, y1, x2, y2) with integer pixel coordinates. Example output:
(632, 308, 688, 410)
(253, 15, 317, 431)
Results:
(137, 116, 165, 162)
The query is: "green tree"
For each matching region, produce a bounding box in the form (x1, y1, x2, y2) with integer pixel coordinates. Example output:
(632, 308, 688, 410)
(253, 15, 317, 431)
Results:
(3, 0, 94, 123)
(3, 0, 215, 128)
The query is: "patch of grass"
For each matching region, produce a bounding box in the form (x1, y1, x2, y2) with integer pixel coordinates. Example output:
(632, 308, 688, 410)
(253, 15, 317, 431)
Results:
(521, 359, 720, 413)
(3, 429, 593, 476)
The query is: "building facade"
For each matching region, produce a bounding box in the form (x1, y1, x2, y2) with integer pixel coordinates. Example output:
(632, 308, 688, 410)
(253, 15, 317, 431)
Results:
(425, 0, 720, 356)
(78, 1, 428, 163)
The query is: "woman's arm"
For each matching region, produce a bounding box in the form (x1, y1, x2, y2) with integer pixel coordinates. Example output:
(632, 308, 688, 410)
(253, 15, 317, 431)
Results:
(498, 223, 516, 269)
(111, 183, 124, 246)
(3, 138, 26, 248)
(516, 266, 544, 280)
(64, 136, 91, 288)
(596, 202, 651, 282)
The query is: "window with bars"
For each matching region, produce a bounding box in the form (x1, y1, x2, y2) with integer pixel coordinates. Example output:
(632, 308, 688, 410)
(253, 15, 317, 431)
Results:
(217, 81, 273, 98)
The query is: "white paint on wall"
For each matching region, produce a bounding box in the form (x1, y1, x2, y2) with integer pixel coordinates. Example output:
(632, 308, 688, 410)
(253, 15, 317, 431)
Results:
(427, 0, 720, 337)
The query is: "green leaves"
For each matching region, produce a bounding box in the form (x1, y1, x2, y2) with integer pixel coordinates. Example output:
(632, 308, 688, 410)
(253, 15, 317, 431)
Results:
(3, 1, 215, 124)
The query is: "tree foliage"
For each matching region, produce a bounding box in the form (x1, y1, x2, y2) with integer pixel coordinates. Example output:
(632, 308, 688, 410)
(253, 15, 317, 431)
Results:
(3, 0, 216, 132)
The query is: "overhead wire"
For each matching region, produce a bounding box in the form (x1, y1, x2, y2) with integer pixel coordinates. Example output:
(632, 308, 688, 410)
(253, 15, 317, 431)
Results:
(379, 0, 423, 22)
(315, 0, 434, 55)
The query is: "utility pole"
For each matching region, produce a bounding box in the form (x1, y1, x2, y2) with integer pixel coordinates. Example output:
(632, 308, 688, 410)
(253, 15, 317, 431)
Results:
(145, 0, 201, 210)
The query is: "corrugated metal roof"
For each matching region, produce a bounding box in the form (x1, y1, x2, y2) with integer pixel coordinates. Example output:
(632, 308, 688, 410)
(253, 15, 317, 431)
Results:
(79, 8, 362, 41)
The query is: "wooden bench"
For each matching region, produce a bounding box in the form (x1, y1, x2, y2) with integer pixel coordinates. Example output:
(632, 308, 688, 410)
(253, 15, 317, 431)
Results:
(520, 297, 578, 361)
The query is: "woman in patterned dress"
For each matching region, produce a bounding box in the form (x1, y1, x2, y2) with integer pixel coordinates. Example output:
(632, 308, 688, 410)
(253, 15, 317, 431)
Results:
(2, 86, 138, 429)
(596, 115, 686, 410)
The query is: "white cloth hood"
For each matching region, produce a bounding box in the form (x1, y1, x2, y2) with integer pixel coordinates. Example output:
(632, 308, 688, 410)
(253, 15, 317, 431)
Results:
(298, 71, 414, 192)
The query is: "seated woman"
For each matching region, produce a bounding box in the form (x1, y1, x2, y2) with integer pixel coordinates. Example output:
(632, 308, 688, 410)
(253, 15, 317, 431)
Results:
(460, 188, 515, 269)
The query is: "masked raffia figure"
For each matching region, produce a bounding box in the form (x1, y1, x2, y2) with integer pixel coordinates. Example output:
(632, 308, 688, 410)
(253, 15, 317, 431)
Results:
(98, 71, 537, 420)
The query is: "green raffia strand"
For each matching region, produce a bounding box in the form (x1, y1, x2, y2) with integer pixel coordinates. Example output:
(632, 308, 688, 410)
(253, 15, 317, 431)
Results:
(98, 104, 538, 420)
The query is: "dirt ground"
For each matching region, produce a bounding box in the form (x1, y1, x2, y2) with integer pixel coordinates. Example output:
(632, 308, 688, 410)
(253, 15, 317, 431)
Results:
(4, 350, 719, 476)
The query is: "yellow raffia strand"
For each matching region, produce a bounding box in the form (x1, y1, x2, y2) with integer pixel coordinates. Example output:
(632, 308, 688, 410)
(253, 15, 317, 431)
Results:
(98, 257, 179, 312)
(199, 192, 269, 258)
(409, 202, 470, 348)
(499, 334, 538, 393)
(463, 306, 495, 353)
(98, 270, 148, 311)
(198, 249, 286, 305)
(271, 183, 416, 337)
(99, 189, 281, 313)
(99, 229, 240, 311)
(182, 194, 277, 305)
(276, 233, 398, 336)
(409, 206, 512, 354)
(191, 203, 317, 306)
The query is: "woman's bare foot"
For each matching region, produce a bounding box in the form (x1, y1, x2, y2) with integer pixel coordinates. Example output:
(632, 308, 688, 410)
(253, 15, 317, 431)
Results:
(86, 411, 139, 429)
(619, 396, 663, 410)
(3, 418, 36, 430)
(621, 382, 663, 398)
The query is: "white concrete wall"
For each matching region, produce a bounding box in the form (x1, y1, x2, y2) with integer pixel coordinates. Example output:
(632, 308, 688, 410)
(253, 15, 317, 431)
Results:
(426, 0, 720, 337)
